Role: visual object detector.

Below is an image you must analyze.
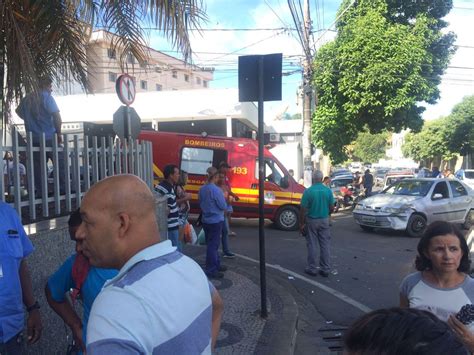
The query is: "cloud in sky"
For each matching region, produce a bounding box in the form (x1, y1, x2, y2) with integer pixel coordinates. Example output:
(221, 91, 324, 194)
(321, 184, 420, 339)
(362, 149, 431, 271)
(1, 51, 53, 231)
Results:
(148, 0, 473, 120)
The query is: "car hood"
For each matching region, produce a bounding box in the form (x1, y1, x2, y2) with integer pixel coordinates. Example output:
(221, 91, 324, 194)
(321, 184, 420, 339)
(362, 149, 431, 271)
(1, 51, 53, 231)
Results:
(361, 194, 421, 208)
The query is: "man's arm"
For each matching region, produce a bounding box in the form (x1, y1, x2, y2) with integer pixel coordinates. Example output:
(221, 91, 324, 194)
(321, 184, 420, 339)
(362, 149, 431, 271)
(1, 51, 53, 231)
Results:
(52, 111, 63, 145)
(45, 285, 85, 352)
(211, 288, 223, 350)
(19, 260, 42, 344)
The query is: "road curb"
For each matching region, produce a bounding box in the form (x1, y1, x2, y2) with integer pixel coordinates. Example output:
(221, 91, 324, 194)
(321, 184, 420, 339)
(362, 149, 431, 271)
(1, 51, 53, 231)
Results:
(229, 261, 299, 355)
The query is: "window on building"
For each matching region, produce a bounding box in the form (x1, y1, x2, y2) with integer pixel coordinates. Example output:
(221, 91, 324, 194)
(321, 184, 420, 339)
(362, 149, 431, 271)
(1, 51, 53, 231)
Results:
(203, 80, 208, 88)
(140, 60, 148, 69)
(127, 53, 135, 64)
(184, 74, 189, 82)
(156, 84, 162, 91)
(108, 72, 117, 82)
(107, 48, 116, 59)
(141, 80, 148, 90)
(196, 77, 201, 85)
(172, 88, 178, 91)
(172, 70, 178, 78)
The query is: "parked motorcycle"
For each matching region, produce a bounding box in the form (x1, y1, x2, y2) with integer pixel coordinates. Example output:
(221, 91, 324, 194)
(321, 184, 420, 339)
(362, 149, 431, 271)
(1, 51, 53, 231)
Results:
(334, 184, 356, 210)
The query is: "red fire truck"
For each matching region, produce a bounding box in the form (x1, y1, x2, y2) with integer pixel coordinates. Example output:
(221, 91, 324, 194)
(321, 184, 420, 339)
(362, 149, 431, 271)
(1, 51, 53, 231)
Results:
(139, 131, 305, 230)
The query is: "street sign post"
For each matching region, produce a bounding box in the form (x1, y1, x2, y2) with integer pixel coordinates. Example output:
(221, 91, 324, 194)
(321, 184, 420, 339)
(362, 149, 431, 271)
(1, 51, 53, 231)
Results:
(238, 53, 282, 319)
(114, 74, 139, 141)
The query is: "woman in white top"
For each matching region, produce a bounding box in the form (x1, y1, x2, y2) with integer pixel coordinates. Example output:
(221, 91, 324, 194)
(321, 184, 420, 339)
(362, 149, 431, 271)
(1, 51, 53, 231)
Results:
(400, 221, 474, 352)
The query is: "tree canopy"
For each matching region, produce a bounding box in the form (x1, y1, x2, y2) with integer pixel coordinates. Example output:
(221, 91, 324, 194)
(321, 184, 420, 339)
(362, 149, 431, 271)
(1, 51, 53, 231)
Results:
(351, 131, 389, 163)
(446, 95, 474, 156)
(402, 95, 474, 163)
(0, 0, 206, 126)
(312, 0, 455, 163)
(401, 117, 454, 162)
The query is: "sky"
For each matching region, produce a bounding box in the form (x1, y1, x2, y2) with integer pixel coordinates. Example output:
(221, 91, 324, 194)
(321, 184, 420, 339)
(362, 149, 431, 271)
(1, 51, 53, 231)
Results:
(148, 0, 474, 122)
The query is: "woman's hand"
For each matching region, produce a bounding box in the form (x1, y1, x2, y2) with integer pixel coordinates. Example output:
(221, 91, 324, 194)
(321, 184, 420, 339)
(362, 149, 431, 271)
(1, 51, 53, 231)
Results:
(448, 315, 474, 352)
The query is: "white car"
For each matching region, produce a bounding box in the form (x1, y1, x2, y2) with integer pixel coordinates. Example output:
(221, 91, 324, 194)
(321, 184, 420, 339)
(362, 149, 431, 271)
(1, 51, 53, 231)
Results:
(455, 169, 474, 190)
(353, 178, 473, 237)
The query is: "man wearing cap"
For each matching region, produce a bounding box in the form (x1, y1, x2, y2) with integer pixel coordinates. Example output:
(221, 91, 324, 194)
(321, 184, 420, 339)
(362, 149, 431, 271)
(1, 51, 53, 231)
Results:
(218, 162, 239, 237)
(299, 170, 335, 278)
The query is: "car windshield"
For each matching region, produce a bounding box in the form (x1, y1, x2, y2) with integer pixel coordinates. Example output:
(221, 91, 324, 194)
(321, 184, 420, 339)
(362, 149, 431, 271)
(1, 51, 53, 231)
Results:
(465, 171, 474, 179)
(384, 180, 433, 196)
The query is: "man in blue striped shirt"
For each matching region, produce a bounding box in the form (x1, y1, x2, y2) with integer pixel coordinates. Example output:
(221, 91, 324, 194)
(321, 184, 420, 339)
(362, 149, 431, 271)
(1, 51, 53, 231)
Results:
(155, 165, 181, 251)
(76, 175, 223, 354)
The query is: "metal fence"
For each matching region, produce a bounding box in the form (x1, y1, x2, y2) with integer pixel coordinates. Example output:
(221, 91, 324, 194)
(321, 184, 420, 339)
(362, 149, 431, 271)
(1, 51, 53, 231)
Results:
(1, 128, 153, 220)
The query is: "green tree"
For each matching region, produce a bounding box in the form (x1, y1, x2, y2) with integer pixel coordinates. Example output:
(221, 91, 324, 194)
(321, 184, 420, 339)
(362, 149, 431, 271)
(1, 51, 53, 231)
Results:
(312, 0, 455, 163)
(401, 117, 454, 162)
(352, 131, 389, 163)
(0, 0, 205, 125)
(446, 95, 474, 156)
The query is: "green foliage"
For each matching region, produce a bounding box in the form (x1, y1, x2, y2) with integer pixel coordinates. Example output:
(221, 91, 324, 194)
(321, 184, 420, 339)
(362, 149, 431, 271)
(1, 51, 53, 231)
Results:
(446, 95, 474, 156)
(401, 117, 455, 162)
(312, 0, 455, 164)
(402, 95, 474, 162)
(352, 131, 389, 163)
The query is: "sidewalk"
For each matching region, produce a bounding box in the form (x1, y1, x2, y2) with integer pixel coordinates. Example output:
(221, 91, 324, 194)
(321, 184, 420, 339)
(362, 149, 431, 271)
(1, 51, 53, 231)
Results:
(24, 216, 345, 354)
(184, 244, 345, 354)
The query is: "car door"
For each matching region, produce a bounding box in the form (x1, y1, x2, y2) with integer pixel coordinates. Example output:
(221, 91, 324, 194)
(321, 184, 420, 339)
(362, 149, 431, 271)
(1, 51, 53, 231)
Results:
(448, 180, 472, 222)
(428, 181, 452, 222)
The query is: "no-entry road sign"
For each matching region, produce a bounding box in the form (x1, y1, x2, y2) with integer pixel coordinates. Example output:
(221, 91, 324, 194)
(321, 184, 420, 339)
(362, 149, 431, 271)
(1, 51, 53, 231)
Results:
(116, 74, 136, 106)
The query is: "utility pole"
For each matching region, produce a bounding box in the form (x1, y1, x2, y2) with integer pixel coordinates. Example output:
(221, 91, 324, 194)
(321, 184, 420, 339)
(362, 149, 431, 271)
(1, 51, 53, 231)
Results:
(302, 0, 314, 187)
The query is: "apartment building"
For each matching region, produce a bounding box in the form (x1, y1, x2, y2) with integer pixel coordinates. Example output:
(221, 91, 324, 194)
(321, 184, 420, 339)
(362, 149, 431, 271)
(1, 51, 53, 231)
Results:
(57, 30, 213, 95)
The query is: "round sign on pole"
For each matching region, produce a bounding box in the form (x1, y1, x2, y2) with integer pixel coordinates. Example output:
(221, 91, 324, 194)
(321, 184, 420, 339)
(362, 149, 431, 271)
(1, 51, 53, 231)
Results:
(116, 74, 136, 106)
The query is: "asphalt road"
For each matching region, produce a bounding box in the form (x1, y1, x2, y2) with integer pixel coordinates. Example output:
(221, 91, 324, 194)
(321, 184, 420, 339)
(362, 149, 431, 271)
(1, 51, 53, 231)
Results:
(223, 209, 420, 326)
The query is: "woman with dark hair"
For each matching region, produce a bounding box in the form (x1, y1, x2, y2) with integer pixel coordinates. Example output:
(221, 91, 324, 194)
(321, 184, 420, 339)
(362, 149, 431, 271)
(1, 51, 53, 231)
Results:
(400, 221, 474, 352)
(344, 307, 467, 355)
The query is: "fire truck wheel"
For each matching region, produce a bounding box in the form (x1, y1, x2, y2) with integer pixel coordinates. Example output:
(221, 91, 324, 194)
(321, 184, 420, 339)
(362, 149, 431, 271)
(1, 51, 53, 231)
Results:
(275, 205, 299, 231)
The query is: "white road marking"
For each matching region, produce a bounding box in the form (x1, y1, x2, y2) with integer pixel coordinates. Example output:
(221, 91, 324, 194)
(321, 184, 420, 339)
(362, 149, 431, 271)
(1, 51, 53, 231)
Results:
(334, 214, 354, 220)
(236, 254, 373, 314)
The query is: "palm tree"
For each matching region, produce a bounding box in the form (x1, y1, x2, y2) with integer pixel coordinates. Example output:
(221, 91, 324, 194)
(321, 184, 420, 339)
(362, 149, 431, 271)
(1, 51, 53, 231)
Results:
(0, 0, 206, 130)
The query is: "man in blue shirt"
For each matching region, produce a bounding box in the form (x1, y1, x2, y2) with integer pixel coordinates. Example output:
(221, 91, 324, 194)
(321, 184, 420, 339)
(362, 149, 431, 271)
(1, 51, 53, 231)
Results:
(0, 201, 42, 353)
(155, 164, 181, 251)
(45, 209, 118, 353)
(16, 77, 65, 198)
(299, 170, 335, 277)
(199, 167, 228, 279)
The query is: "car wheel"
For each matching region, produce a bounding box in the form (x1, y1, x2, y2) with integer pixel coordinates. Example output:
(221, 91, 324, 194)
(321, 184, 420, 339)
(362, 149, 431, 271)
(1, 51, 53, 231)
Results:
(406, 214, 427, 238)
(275, 205, 299, 231)
(463, 209, 473, 230)
(360, 225, 374, 232)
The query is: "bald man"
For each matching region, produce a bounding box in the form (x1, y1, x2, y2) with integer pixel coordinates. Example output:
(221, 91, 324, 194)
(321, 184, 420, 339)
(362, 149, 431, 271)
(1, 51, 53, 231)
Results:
(75, 175, 223, 354)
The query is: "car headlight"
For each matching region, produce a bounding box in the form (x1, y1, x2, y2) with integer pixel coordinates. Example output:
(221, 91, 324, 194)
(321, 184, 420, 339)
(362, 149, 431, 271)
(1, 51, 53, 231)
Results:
(383, 207, 402, 214)
(354, 204, 363, 210)
(382, 205, 413, 214)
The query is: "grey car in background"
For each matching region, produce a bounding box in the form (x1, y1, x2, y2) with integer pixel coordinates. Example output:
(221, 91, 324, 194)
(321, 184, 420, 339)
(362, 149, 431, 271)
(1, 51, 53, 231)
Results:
(353, 178, 473, 237)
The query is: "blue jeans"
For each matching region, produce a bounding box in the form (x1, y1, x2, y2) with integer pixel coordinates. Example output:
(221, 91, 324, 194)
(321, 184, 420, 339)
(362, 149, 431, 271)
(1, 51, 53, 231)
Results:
(221, 216, 231, 254)
(305, 217, 331, 273)
(166, 228, 182, 252)
(203, 222, 223, 275)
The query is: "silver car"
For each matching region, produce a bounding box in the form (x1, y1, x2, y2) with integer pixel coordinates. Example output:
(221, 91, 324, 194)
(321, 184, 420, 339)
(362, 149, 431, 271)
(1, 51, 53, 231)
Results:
(353, 178, 474, 237)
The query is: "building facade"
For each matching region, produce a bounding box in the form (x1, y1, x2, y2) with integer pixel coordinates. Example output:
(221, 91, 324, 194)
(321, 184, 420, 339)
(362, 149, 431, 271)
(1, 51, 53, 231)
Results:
(57, 30, 214, 95)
